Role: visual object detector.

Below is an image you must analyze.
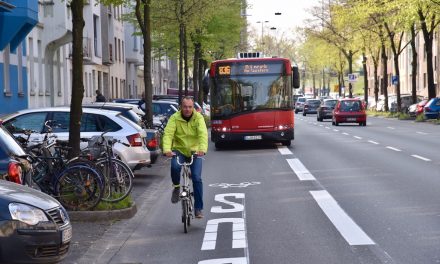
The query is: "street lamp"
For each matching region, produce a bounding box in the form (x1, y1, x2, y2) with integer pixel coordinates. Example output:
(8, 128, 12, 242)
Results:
(256, 20, 269, 52)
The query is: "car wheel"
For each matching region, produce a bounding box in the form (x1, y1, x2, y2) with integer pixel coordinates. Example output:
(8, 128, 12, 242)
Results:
(335, 121, 339, 126)
(303, 112, 306, 116)
(295, 110, 298, 114)
(215, 142, 223, 149)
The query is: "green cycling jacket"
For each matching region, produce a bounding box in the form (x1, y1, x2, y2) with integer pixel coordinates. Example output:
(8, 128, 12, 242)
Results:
(162, 110, 208, 157)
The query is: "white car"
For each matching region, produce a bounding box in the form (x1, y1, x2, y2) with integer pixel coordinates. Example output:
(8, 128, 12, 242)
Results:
(2, 107, 151, 171)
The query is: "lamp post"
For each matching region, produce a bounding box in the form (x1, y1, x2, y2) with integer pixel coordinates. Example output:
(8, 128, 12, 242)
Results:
(256, 20, 269, 53)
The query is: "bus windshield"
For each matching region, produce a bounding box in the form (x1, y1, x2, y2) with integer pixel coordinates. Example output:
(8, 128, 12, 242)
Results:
(210, 74, 292, 118)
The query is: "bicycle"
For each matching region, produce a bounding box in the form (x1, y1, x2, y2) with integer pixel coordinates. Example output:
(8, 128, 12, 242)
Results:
(24, 121, 104, 211)
(81, 132, 134, 203)
(173, 153, 197, 233)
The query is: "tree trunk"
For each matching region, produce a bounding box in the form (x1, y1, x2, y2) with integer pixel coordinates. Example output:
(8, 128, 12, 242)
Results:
(362, 52, 368, 104)
(68, 0, 85, 158)
(192, 41, 200, 102)
(179, 23, 184, 103)
(381, 42, 389, 112)
(418, 9, 437, 99)
(410, 24, 418, 104)
(183, 25, 189, 95)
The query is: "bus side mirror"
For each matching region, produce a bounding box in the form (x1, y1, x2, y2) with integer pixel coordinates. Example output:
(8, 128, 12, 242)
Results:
(292, 66, 300, 89)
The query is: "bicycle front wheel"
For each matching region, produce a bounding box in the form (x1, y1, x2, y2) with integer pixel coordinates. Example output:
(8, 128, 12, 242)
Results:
(96, 158, 134, 203)
(55, 165, 104, 211)
(182, 199, 189, 233)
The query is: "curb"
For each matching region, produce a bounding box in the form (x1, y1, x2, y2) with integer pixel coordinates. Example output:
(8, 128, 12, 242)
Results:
(68, 202, 138, 222)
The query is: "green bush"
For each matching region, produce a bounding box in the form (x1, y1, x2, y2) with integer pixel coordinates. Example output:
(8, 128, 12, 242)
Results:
(415, 114, 425, 122)
(397, 113, 411, 120)
(94, 195, 133, 211)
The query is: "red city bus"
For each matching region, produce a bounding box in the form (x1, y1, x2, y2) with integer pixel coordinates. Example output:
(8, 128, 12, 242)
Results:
(209, 53, 300, 148)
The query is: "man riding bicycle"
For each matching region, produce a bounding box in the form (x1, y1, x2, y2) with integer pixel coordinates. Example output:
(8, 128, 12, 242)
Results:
(163, 96, 208, 218)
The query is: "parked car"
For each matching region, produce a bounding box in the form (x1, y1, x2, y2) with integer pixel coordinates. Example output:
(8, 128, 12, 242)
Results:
(390, 94, 423, 113)
(0, 122, 32, 185)
(332, 98, 367, 126)
(302, 99, 321, 116)
(1, 107, 151, 171)
(294, 97, 307, 113)
(82, 103, 161, 164)
(424, 97, 440, 119)
(408, 99, 428, 118)
(0, 179, 72, 263)
(153, 100, 179, 117)
(317, 99, 338, 121)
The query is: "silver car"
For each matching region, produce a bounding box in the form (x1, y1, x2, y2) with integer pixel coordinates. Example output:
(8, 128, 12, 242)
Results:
(2, 107, 151, 171)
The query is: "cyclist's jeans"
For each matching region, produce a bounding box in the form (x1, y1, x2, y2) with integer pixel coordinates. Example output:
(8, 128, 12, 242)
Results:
(171, 151, 203, 210)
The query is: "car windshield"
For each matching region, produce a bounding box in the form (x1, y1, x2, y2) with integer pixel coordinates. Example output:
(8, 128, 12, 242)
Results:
(307, 100, 320, 105)
(0, 126, 26, 156)
(324, 100, 338, 107)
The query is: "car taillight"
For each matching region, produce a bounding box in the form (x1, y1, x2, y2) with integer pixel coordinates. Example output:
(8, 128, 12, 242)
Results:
(147, 138, 158, 149)
(127, 133, 143, 147)
(8, 162, 22, 184)
(425, 107, 431, 112)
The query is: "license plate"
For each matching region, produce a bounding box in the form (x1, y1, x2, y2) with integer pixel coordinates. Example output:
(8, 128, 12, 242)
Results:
(62, 226, 72, 243)
(347, 118, 356, 121)
(244, 135, 262, 140)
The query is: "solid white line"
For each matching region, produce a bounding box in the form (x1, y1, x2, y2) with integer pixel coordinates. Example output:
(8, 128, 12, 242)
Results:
(386, 146, 401, 152)
(310, 190, 375, 246)
(368, 140, 379, 145)
(411, 155, 431, 161)
(286, 159, 316, 181)
(277, 146, 292, 155)
(353, 136, 362, 140)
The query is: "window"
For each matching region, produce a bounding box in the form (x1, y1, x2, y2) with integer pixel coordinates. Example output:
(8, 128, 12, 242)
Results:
(118, 39, 121, 62)
(4, 112, 48, 133)
(51, 112, 70, 133)
(38, 40, 43, 95)
(114, 37, 117, 61)
(81, 113, 98, 132)
(29, 38, 35, 95)
(122, 40, 124, 61)
(3, 45, 10, 95)
(93, 15, 99, 57)
(95, 114, 121, 132)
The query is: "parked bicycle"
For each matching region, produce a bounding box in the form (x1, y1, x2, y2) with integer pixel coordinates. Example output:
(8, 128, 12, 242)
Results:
(80, 131, 134, 203)
(22, 121, 104, 211)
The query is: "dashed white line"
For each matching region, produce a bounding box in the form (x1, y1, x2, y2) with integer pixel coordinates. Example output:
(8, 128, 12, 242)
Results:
(325, 127, 331, 129)
(310, 190, 375, 246)
(411, 155, 431, 161)
(342, 132, 350, 136)
(286, 159, 316, 181)
(353, 136, 362, 140)
(368, 140, 379, 145)
(277, 146, 293, 155)
(333, 129, 339, 132)
(387, 127, 395, 130)
(386, 146, 401, 152)
(416, 131, 428, 135)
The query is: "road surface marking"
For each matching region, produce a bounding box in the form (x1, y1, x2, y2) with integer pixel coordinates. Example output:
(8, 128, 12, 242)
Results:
(411, 155, 431, 161)
(342, 132, 350, 136)
(198, 258, 247, 264)
(387, 127, 395, 130)
(333, 129, 339, 132)
(416, 131, 427, 135)
(310, 190, 375, 246)
(368, 140, 379, 145)
(319, 124, 323, 127)
(354, 136, 362, 140)
(325, 126, 331, 129)
(286, 159, 316, 181)
(201, 218, 246, 250)
(277, 146, 292, 155)
(386, 146, 401, 152)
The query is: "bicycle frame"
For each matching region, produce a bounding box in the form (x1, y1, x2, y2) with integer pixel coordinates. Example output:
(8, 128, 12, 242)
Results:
(175, 154, 196, 233)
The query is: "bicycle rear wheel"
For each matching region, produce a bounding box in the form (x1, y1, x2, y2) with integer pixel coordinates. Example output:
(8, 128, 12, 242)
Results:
(96, 158, 134, 203)
(55, 165, 103, 211)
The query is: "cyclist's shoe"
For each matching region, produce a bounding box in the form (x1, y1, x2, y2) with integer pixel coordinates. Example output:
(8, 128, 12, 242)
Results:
(195, 210, 203, 219)
(171, 187, 180, 204)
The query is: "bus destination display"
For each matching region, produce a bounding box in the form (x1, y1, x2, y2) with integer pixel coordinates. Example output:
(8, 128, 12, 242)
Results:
(216, 62, 284, 76)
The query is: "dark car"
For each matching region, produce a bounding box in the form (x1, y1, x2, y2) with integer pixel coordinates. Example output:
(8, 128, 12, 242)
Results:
(302, 99, 321, 116)
(317, 99, 338, 121)
(153, 100, 179, 117)
(423, 97, 440, 119)
(0, 122, 32, 185)
(332, 98, 367, 126)
(0, 179, 72, 263)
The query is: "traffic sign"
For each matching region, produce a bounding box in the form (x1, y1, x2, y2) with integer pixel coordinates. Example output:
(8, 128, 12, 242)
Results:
(348, 74, 358, 83)
(392, 75, 398, 85)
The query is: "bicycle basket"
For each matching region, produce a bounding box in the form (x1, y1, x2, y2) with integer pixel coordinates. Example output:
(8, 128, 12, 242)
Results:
(87, 136, 106, 158)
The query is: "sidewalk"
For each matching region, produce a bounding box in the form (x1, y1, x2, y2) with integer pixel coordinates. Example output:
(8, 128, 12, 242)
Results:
(62, 162, 169, 263)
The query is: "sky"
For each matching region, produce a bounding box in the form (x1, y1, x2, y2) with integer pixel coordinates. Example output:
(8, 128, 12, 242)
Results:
(246, 0, 320, 39)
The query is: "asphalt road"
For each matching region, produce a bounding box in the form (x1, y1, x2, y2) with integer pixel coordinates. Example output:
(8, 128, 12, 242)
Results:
(63, 115, 440, 264)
